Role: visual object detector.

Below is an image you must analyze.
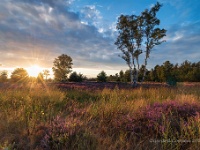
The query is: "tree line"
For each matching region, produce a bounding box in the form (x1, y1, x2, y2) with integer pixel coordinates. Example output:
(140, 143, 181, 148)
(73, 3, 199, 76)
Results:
(0, 58, 199, 84)
(104, 60, 200, 83)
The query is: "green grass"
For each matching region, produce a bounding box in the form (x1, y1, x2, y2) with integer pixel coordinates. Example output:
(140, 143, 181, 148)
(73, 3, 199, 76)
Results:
(0, 83, 200, 149)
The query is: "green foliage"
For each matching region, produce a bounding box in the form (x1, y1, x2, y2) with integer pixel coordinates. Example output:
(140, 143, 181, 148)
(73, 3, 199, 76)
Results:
(105, 60, 200, 83)
(10, 68, 28, 83)
(147, 60, 200, 82)
(97, 71, 107, 82)
(69, 71, 85, 82)
(52, 54, 73, 82)
(115, 2, 166, 84)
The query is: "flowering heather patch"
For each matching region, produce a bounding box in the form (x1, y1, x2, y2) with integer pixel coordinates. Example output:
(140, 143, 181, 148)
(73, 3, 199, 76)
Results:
(40, 115, 82, 149)
(125, 100, 200, 138)
(54, 82, 131, 90)
(0, 82, 199, 149)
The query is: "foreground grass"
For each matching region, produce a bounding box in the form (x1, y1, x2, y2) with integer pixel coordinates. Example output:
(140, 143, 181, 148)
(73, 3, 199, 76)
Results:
(0, 83, 200, 149)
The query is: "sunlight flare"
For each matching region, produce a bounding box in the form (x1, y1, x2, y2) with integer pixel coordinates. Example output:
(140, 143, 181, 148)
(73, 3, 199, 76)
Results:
(27, 65, 43, 77)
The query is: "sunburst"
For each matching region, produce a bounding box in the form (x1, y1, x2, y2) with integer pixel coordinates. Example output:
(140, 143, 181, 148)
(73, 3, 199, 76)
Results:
(27, 65, 43, 77)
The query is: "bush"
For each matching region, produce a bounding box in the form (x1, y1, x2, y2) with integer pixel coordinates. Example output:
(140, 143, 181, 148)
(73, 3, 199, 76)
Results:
(69, 72, 85, 82)
(97, 71, 107, 82)
(166, 76, 177, 86)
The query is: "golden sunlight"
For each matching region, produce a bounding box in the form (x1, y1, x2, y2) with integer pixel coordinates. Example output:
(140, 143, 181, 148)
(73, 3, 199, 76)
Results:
(27, 65, 43, 77)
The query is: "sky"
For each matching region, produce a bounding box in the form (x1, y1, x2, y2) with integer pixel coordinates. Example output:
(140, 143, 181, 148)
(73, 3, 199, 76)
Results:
(0, 0, 200, 77)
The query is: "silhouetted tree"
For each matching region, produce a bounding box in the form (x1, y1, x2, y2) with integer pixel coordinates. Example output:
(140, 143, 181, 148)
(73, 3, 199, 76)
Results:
(69, 71, 85, 82)
(119, 70, 125, 82)
(11, 68, 28, 83)
(37, 72, 44, 83)
(97, 71, 107, 82)
(0, 71, 8, 82)
(43, 69, 50, 81)
(52, 54, 73, 82)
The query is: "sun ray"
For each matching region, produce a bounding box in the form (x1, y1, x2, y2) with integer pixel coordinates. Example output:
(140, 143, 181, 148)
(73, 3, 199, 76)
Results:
(27, 65, 43, 77)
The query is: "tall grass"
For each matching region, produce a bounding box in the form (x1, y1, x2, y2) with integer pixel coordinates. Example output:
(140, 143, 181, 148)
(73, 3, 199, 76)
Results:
(0, 83, 200, 149)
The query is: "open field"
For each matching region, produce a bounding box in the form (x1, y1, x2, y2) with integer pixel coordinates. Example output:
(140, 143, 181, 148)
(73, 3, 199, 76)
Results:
(0, 82, 200, 150)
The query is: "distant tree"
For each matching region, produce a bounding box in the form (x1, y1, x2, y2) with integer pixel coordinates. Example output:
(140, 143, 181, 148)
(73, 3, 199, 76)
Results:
(97, 71, 107, 82)
(193, 62, 200, 82)
(52, 54, 73, 82)
(107, 73, 120, 82)
(11, 68, 28, 83)
(162, 61, 175, 83)
(119, 70, 125, 82)
(69, 71, 85, 82)
(138, 65, 148, 81)
(124, 70, 131, 82)
(0, 71, 8, 82)
(43, 69, 50, 81)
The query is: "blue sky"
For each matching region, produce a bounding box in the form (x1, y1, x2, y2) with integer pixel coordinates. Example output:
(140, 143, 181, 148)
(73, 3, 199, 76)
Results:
(0, 0, 200, 77)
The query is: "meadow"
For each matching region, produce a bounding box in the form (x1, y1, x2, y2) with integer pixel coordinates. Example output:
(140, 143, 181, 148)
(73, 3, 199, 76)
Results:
(0, 82, 200, 150)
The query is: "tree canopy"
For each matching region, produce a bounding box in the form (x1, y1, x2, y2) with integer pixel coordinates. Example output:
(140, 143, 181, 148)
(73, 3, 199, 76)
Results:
(0, 71, 8, 82)
(11, 68, 28, 83)
(115, 2, 166, 86)
(69, 72, 85, 82)
(52, 54, 73, 82)
(97, 71, 107, 82)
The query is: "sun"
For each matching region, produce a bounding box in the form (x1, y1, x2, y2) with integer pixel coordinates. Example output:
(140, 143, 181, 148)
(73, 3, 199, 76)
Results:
(27, 65, 43, 77)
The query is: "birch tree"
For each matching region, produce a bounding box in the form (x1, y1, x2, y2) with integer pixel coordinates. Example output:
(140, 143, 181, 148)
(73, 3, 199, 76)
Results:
(141, 2, 166, 81)
(115, 2, 166, 85)
(115, 15, 143, 86)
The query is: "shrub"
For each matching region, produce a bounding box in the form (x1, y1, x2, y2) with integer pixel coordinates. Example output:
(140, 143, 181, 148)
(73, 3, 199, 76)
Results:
(97, 71, 107, 82)
(69, 72, 85, 82)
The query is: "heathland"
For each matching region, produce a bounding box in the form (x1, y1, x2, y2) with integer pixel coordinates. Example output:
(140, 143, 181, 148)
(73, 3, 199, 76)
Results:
(0, 82, 200, 150)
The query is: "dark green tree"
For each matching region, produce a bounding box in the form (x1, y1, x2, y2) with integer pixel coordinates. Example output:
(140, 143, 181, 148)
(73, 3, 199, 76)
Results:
(97, 71, 107, 82)
(124, 70, 131, 82)
(11, 68, 28, 83)
(52, 54, 73, 82)
(119, 70, 125, 82)
(69, 71, 85, 82)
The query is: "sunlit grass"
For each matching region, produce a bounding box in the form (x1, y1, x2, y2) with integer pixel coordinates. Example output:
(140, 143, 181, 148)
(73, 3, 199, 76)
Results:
(0, 83, 200, 149)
